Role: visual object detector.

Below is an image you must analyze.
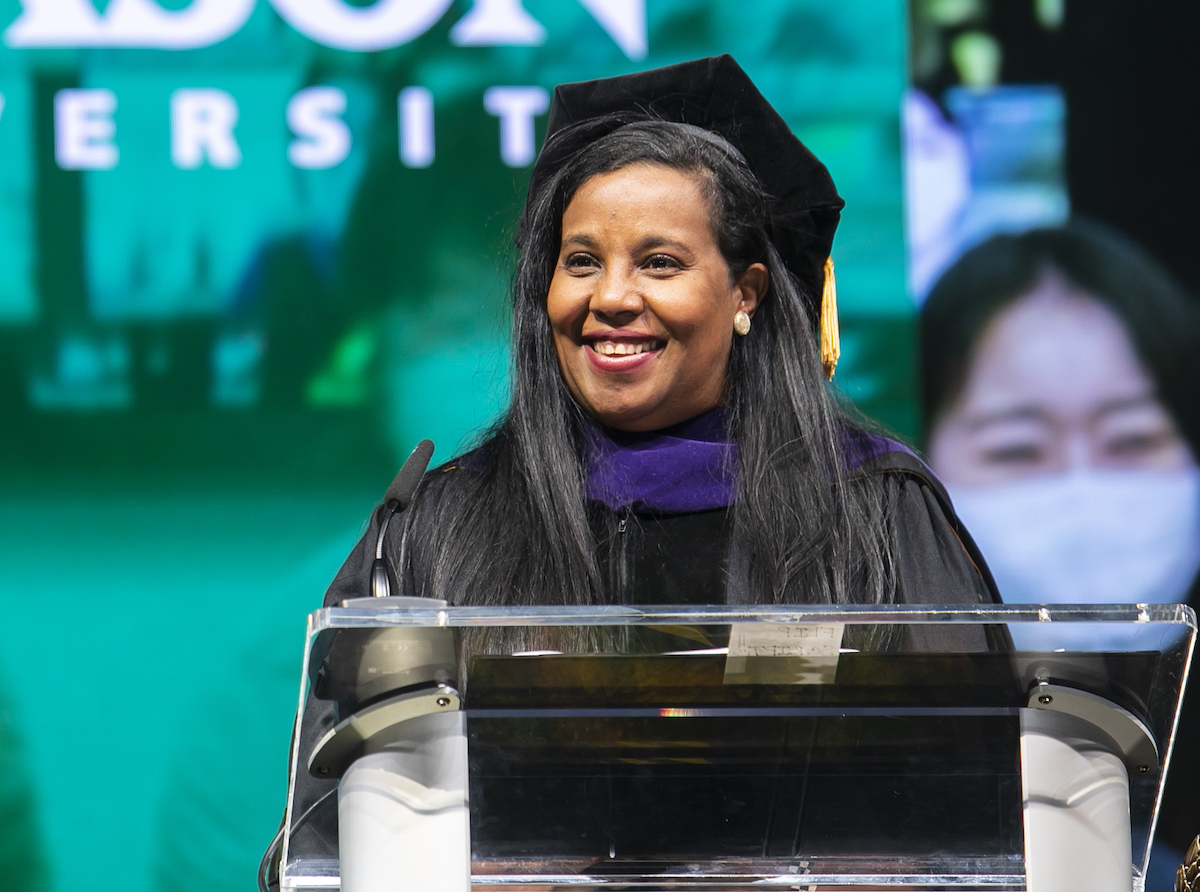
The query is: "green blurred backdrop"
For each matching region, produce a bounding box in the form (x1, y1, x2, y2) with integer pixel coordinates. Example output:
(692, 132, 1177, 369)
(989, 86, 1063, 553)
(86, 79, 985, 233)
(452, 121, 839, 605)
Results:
(0, 2, 909, 890)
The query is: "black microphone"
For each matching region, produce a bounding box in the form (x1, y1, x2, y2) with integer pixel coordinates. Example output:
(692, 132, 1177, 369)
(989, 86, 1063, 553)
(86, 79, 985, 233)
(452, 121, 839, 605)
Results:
(371, 439, 435, 598)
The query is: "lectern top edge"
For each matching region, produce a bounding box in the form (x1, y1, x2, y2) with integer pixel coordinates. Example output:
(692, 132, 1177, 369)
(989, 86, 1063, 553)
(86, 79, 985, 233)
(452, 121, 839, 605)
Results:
(311, 600, 1198, 631)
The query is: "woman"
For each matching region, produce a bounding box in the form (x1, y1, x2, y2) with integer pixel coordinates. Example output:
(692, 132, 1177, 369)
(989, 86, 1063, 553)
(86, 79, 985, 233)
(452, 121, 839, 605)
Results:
(920, 219, 1200, 877)
(922, 221, 1200, 612)
(267, 56, 1002, 886)
(324, 55, 998, 619)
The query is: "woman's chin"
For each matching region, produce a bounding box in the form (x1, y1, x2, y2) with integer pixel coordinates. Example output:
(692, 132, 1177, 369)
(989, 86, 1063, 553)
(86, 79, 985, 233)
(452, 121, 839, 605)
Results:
(583, 399, 662, 431)
(586, 398, 712, 433)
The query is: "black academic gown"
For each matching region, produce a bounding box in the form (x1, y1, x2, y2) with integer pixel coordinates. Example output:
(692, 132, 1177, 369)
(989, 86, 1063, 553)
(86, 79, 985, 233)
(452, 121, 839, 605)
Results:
(265, 447, 1003, 887)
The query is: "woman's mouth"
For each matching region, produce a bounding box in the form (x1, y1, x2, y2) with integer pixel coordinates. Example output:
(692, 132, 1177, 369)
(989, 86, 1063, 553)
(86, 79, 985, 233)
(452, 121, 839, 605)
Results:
(584, 336, 665, 371)
(591, 340, 661, 356)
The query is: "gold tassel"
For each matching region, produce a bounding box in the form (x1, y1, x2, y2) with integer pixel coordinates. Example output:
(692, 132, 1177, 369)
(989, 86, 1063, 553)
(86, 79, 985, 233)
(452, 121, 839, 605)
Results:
(819, 255, 840, 380)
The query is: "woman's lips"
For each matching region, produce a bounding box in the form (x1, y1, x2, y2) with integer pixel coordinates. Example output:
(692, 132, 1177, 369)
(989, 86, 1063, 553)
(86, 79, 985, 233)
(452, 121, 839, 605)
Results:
(584, 337, 664, 373)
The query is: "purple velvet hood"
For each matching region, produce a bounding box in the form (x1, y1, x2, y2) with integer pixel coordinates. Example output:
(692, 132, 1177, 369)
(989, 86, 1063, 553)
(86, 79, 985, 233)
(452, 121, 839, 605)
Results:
(584, 408, 912, 514)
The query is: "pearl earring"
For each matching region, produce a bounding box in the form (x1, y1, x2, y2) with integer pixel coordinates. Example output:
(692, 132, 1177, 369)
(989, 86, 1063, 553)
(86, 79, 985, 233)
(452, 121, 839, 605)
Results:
(733, 310, 752, 336)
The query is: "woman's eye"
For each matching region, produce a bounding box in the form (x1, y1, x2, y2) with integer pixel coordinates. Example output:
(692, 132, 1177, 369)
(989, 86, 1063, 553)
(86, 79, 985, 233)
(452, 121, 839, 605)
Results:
(1104, 429, 1170, 459)
(979, 442, 1046, 467)
(1095, 404, 1184, 463)
(644, 254, 681, 271)
(563, 253, 599, 271)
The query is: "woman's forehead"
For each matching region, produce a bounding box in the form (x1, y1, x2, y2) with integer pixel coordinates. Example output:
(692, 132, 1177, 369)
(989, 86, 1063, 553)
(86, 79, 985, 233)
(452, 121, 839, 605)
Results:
(561, 164, 716, 242)
(569, 162, 709, 205)
(957, 276, 1155, 425)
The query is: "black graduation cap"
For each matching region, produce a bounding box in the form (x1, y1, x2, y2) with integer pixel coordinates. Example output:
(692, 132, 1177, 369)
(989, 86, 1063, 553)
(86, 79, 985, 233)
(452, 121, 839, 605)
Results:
(529, 54, 844, 377)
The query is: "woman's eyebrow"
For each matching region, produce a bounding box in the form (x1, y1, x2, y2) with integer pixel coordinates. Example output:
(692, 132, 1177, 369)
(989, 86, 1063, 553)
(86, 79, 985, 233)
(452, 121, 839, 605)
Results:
(1091, 393, 1159, 418)
(631, 235, 693, 256)
(560, 233, 599, 250)
(965, 405, 1046, 431)
(559, 233, 695, 257)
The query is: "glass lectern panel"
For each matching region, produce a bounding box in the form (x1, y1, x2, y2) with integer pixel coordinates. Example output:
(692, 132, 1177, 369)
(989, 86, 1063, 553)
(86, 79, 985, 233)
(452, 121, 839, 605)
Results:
(280, 603, 1195, 891)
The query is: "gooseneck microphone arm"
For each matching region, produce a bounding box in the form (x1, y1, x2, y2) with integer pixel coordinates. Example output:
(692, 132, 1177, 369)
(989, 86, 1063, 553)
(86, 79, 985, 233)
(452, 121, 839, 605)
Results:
(371, 439, 435, 598)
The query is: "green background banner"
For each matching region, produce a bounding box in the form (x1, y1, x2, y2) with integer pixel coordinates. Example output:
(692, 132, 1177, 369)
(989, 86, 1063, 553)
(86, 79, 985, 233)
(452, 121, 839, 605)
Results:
(0, 2, 908, 890)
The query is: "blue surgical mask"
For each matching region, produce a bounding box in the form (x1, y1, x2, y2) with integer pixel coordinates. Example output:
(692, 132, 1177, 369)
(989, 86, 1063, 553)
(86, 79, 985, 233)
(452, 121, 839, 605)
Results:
(949, 468, 1200, 651)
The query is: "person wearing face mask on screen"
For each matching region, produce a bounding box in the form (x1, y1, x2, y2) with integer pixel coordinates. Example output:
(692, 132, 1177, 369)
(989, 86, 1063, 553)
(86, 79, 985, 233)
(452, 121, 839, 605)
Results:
(919, 218, 1200, 884)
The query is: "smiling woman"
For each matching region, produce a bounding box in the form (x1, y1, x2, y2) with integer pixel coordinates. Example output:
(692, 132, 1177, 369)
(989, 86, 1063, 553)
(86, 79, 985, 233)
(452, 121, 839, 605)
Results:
(266, 57, 1008, 881)
(547, 163, 767, 431)
(318, 54, 1005, 620)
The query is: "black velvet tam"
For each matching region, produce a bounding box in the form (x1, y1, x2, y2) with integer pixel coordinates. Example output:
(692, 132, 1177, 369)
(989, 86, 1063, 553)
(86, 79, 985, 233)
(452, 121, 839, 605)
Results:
(527, 54, 844, 322)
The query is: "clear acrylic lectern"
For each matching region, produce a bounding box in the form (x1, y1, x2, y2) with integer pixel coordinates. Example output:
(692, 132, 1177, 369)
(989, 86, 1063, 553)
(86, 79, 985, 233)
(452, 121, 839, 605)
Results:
(278, 601, 1194, 892)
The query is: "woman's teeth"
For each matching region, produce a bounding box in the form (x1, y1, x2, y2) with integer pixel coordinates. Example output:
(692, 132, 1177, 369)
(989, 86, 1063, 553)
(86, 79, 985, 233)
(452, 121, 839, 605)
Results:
(592, 341, 658, 356)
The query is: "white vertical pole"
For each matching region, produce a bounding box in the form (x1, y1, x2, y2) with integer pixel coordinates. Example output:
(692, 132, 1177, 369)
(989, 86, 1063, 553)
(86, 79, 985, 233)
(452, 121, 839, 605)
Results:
(1021, 709, 1133, 892)
(338, 710, 470, 892)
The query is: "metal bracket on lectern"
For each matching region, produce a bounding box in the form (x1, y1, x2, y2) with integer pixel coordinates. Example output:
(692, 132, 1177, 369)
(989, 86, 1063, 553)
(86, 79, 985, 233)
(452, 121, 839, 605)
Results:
(1027, 682, 1158, 777)
(308, 684, 462, 779)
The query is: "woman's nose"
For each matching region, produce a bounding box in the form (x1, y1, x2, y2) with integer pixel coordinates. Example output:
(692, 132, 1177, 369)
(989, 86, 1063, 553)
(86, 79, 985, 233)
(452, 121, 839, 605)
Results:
(590, 269, 644, 322)
(1064, 430, 1093, 472)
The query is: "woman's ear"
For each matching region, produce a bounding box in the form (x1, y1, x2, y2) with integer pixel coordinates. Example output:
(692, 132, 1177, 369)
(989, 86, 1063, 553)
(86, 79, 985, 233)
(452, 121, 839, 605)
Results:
(735, 263, 769, 318)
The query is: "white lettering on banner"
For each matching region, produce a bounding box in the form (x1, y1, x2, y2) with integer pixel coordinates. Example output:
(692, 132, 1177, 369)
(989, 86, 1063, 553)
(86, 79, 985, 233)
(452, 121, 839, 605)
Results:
(47, 86, 557, 170)
(484, 86, 549, 168)
(398, 87, 435, 169)
(267, 0, 454, 54)
(170, 89, 241, 169)
(577, 0, 646, 60)
(5, 0, 255, 49)
(287, 87, 350, 170)
(450, 0, 545, 46)
(55, 89, 119, 170)
(5, 0, 99, 46)
(4, 0, 646, 59)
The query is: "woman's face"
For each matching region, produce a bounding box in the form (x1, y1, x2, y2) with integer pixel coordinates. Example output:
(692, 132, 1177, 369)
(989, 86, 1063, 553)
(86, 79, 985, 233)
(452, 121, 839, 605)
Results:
(546, 163, 767, 432)
(928, 272, 1195, 485)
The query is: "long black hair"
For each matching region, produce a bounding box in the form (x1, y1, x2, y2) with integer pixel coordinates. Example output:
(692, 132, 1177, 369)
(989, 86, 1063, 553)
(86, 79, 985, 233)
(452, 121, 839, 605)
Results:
(396, 120, 893, 614)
